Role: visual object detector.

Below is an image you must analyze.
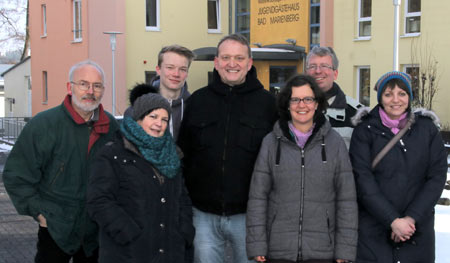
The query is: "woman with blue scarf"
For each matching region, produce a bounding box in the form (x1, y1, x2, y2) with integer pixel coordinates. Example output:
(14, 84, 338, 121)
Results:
(87, 93, 195, 263)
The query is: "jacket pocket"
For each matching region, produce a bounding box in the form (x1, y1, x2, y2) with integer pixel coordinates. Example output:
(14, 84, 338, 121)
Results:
(237, 116, 271, 152)
(189, 118, 219, 151)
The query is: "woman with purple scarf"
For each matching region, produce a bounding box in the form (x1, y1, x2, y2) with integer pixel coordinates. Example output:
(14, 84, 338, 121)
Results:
(349, 71, 447, 263)
(246, 75, 358, 263)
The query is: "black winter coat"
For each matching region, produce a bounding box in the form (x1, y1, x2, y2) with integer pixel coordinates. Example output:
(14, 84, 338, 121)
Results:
(178, 67, 278, 215)
(87, 132, 195, 263)
(349, 106, 447, 263)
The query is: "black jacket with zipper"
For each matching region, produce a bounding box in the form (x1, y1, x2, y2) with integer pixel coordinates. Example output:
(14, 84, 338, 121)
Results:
(178, 66, 278, 215)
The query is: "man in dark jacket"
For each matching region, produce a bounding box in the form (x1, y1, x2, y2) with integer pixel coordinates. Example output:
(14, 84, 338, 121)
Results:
(178, 34, 278, 263)
(2, 60, 119, 263)
(305, 46, 363, 147)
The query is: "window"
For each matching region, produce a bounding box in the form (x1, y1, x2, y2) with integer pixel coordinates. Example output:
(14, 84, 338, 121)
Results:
(41, 4, 47, 37)
(146, 0, 160, 31)
(269, 66, 297, 95)
(236, 0, 250, 40)
(145, 71, 157, 84)
(310, 0, 320, 48)
(73, 0, 82, 41)
(358, 0, 372, 38)
(405, 0, 421, 34)
(42, 71, 48, 104)
(403, 65, 419, 97)
(357, 67, 370, 106)
(208, 0, 220, 33)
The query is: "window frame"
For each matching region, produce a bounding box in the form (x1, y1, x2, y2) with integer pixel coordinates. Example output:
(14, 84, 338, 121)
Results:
(403, 64, 420, 98)
(404, 0, 421, 36)
(145, 0, 160, 31)
(357, 0, 372, 39)
(310, 0, 320, 48)
(208, 0, 221, 33)
(356, 66, 371, 106)
(41, 4, 47, 37)
(235, 0, 250, 40)
(72, 0, 82, 42)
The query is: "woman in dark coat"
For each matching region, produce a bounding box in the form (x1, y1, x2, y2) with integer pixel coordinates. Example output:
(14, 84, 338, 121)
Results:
(87, 93, 195, 263)
(349, 71, 447, 263)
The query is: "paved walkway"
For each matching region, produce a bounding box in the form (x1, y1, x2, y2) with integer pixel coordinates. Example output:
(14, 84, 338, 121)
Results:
(0, 179, 37, 263)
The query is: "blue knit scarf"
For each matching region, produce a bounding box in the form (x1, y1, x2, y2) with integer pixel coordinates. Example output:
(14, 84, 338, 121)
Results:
(120, 116, 180, 178)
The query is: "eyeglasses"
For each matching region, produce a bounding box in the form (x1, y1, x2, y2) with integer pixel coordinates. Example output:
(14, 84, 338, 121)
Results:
(289, 97, 316, 105)
(71, 81, 104, 92)
(305, 64, 334, 71)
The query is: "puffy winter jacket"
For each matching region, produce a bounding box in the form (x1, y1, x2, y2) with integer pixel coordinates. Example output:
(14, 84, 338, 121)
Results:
(349, 106, 447, 263)
(246, 115, 358, 262)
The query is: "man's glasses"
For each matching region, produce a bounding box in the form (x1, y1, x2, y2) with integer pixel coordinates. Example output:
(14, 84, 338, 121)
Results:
(305, 64, 334, 71)
(289, 97, 316, 105)
(71, 81, 104, 92)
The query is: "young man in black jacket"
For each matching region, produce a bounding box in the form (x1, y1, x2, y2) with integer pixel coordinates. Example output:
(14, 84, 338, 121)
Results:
(178, 34, 277, 263)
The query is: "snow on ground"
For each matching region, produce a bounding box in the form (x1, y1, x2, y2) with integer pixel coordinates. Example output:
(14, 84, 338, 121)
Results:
(0, 143, 12, 152)
(436, 171, 450, 263)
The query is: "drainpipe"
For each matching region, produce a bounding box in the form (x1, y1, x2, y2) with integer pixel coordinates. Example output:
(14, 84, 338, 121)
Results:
(229, 0, 233, 34)
(393, 0, 401, 71)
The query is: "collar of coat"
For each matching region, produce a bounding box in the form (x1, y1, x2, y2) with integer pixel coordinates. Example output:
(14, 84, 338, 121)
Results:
(209, 66, 264, 95)
(351, 104, 441, 128)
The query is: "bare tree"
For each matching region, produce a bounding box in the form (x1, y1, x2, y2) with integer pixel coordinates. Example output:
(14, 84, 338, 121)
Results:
(410, 36, 440, 110)
(0, 0, 27, 55)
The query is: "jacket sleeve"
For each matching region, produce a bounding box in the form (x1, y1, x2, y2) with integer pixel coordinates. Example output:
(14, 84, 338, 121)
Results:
(405, 122, 447, 223)
(2, 119, 49, 219)
(349, 125, 401, 228)
(246, 135, 273, 259)
(334, 136, 358, 261)
(87, 149, 142, 246)
(178, 176, 195, 247)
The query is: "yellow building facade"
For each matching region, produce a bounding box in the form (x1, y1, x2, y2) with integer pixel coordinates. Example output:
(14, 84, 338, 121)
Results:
(125, 0, 229, 93)
(334, 0, 450, 126)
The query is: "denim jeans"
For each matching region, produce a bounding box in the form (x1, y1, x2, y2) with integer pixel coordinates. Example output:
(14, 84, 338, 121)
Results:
(192, 207, 254, 263)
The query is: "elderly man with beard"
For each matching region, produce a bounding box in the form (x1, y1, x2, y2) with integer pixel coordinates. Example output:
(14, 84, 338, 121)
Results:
(3, 60, 119, 263)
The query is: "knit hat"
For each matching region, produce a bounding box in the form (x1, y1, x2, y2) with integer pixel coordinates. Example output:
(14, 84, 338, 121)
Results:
(132, 93, 172, 121)
(374, 71, 413, 103)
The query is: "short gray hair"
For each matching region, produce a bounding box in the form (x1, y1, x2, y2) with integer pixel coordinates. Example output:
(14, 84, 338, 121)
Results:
(68, 60, 106, 83)
(306, 46, 339, 70)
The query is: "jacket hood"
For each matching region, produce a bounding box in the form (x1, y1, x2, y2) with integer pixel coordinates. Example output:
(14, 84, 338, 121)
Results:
(209, 66, 264, 95)
(151, 75, 191, 107)
(351, 105, 441, 128)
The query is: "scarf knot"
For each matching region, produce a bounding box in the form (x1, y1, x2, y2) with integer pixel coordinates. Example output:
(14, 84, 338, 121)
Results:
(120, 117, 180, 178)
(379, 107, 408, 134)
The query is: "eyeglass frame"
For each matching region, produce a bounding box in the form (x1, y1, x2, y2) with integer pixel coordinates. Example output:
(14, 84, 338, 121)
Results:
(289, 96, 317, 105)
(70, 81, 104, 92)
(305, 64, 335, 71)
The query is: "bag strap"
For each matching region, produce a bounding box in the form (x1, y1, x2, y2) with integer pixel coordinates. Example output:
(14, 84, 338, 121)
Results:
(371, 118, 413, 169)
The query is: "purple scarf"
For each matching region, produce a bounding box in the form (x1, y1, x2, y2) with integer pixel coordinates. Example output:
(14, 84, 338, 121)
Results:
(288, 122, 314, 148)
(379, 107, 408, 134)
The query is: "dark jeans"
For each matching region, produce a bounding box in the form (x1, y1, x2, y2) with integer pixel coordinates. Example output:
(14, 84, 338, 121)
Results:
(267, 260, 333, 263)
(35, 226, 98, 263)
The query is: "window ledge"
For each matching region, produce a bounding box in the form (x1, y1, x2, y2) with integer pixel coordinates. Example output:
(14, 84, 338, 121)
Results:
(42, 101, 48, 105)
(145, 26, 161, 32)
(40, 34, 47, 38)
(401, 33, 421, 38)
(354, 36, 371, 41)
(208, 29, 222, 34)
(72, 39, 82, 43)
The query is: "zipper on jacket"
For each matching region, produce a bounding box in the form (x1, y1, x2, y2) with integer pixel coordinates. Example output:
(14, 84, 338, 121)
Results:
(326, 210, 332, 244)
(221, 101, 232, 215)
(50, 162, 65, 186)
(297, 148, 306, 261)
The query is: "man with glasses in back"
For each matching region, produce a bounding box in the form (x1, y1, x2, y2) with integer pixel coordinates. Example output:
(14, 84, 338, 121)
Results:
(3, 60, 119, 263)
(305, 46, 362, 147)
